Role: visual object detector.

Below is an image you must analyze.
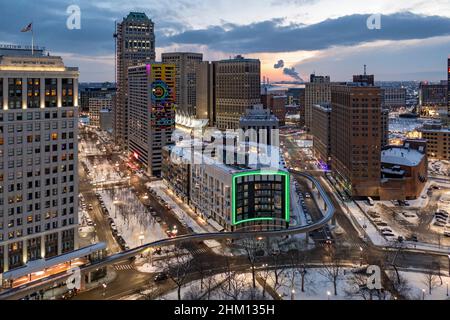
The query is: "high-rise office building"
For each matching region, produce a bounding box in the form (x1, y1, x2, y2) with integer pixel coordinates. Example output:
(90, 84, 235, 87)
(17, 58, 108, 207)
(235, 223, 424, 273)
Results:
(330, 84, 382, 198)
(88, 96, 112, 127)
(419, 82, 447, 107)
(196, 61, 217, 125)
(79, 84, 116, 112)
(239, 104, 279, 147)
(447, 57, 450, 121)
(261, 94, 287, 126)
(215, 56, 261, 130)
(114, 12, 155, 149)
(128, 63, 176, 176)
(381, 87, 406, 108)
(161, 52, 203, 118)
(311, 104, 332, 168)
(381, 108, 389, 148)
(0, 46, 79, 273)
(305, 74, 331, 131)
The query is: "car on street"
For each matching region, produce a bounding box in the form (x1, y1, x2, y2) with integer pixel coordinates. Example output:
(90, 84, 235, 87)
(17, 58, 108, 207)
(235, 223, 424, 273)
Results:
(156, 217, 162, 223)
(154, 273, 169, 282)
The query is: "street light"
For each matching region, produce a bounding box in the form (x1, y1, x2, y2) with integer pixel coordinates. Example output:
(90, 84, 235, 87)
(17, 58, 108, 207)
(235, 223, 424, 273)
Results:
(422, 289, 426, 301)
(139, 232, 145, 246)
(359, 247, 364, 267)
(447, 255, 450, 277)
(102, 283, 107, 297)
(291, 289, 295, 301)
(327, 291, 331, 300)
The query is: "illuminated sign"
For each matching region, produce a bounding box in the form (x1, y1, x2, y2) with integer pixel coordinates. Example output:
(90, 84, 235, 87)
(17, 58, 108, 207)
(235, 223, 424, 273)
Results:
(231, 170, 290, 226)
(151, 80, 170, 103)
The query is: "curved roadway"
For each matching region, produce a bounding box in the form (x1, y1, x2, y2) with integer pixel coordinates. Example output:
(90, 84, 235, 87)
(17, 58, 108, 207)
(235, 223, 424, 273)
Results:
(0, 172, 334, 300)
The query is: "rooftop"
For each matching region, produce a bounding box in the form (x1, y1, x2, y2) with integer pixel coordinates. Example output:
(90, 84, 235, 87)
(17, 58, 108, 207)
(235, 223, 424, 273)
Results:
(381, 147, 425, 167)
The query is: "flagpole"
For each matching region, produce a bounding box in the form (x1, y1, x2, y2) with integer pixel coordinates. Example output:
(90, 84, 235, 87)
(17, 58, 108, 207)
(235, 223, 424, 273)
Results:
(31, 22, 34, 55)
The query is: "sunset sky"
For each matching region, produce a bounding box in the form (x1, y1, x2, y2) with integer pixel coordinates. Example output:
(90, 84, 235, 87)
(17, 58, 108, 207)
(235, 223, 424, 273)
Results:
(1, 0, 450, 82)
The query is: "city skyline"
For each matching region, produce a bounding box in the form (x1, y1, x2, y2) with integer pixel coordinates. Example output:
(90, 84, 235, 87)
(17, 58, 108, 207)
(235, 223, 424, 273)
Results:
(1, 0, 450, 82)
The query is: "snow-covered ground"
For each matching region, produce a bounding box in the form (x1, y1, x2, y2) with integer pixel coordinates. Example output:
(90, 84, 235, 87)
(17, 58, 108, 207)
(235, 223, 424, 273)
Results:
(268, 267, 390, 300)
(429, 160, 450, 177)
(99, 187, 167, 249)
(389, 270, 450, 300)
(136, 253, 193, 274)
(161, 273, 266, 301)
(82, 157, 125, 185)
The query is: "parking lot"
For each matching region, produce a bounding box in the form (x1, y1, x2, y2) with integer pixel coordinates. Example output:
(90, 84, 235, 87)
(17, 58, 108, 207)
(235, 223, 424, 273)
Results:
(363, 184, 450, 246)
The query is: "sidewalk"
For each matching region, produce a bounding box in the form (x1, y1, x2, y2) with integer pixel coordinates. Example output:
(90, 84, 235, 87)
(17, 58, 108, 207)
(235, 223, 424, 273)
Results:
(148, 181, 222, 251)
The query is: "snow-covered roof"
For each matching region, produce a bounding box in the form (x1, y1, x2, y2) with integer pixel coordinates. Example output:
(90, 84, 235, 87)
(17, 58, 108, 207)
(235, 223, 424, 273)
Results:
(381, 148, 425, 167)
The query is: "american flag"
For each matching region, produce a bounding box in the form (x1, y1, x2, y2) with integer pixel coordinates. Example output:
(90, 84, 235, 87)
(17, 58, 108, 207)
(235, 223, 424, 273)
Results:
(21, 23, 33, 33)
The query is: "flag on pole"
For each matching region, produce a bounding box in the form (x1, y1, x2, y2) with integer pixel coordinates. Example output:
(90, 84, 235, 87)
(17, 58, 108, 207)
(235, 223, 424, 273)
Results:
(21, 22, 33, 33)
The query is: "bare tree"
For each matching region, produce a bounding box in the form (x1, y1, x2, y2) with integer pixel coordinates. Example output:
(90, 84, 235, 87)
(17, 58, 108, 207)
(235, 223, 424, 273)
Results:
(241, 239, 260, 289)
(385, 269, 411, 299)
(422, 264, 440, 295)
(183, 284, 204, 300)
(267, 239, 287, 287)
(344, 271, 387, 301)
(163, 245, 193, 301)
(204, 273, 219, 301)
(219, 272, 247, 300)
(319, 246, 345, 296)
(288, 247, 309, 293)
(257, 264, 271, 299)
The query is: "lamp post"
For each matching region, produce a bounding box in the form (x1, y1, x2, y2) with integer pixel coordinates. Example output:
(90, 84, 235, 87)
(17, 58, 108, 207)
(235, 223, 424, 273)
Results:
(291, 289, 295, 301)
(447, 255, 450, 277)
(359, 247, 364, 267)
(102, 283, 107, 297)
(327, 291, 331, 300)
(422, 289, 426, 301)
(139, 232, 145, 246)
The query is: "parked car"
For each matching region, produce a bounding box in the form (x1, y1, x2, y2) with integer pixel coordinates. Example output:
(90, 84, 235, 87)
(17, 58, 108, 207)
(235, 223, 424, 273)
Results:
(402, 212, 416, 218)
(434, 221, 446, 227)
(156, 217, 162, 223)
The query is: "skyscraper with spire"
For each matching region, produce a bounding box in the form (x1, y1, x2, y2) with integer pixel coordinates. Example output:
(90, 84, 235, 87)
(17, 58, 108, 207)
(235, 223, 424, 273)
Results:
(113, 12, 155, 149)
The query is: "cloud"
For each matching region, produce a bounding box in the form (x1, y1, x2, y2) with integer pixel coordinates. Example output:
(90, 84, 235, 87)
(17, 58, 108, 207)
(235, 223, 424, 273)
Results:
(274, 59, 284, 69)
(161, 12, 450, 53)
(283, 67, 303, 81)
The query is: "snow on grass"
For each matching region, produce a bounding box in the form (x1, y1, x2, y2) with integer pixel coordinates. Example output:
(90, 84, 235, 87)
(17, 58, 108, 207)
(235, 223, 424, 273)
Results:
(160, 273, 267, 301)
(99, 187, 167, 249)
(268, 268, 390, 300)
(392, 270, 450, 300)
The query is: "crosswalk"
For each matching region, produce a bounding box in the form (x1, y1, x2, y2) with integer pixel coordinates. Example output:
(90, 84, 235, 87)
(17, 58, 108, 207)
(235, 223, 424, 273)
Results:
(113, 264, 135, 271)
(181, 243, 209, 256)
